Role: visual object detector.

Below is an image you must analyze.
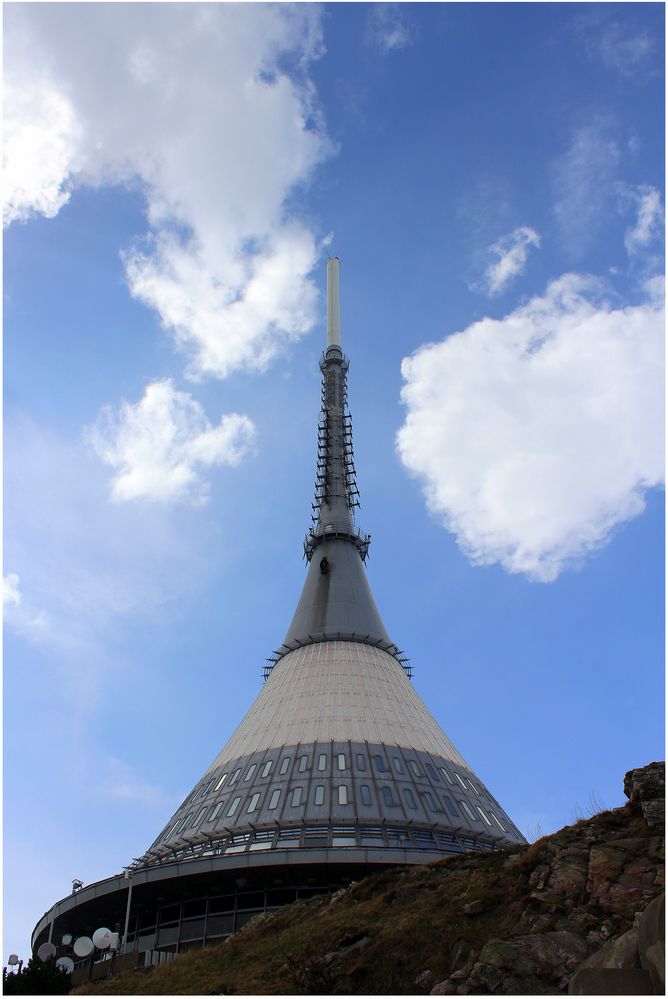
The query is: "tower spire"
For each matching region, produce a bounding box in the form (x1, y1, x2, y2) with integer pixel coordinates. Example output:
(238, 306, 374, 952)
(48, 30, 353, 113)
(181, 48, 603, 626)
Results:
(276, 258, 398, 662)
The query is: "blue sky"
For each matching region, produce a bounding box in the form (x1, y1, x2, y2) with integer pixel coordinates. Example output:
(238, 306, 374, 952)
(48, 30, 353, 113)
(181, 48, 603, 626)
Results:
(4, 2, 664, 959)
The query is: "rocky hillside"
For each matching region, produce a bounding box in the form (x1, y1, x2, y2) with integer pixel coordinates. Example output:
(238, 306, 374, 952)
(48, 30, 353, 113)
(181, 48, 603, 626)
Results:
(73, 762, 664, 996)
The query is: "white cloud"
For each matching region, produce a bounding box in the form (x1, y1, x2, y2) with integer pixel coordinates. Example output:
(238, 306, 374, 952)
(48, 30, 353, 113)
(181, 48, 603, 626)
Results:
(622, 186, 664, 256)
(3, 573, 22, 608)
(553, 121, 621, 256)
(365, 4, 414, 52)
(397, 274, 664, 582)
(86, 380, 256, 505)
(3, 4, 330, 378)
(483, 226, 541, 296)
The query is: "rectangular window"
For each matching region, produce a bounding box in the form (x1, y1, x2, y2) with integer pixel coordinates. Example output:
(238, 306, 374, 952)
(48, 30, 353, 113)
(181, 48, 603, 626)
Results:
(229, 768, 242, 785)
(244, 763, 257, 782)
(477, 806, 492, 826)
(192, 806, 207, 828)
(403, 788, 417, 810)
(424, 792, 438, 813)
(314, 785, 325, 805)
(247, 792, 261, 813)
(392, 756, 404, 775)
(227, 796, 241, 817)
(454, 772, 468, 789)
(298, 755, 308, 773)
(425, 763, 440, 782)
(490, 811, 506, 832)
(337, 753, 346, 771)
(409, 760, 423, 778)
(382, 787, 394, 806)
(360, 785, 371, 805)
(338, 785, 348, 805)
(207, 802, 224, 823)
(459, 799, 476, 820)
(317, 754, 327, 771)
(469, 780, 481, 796)
(268, 789, 281, 810)
(356, 754, 367, 772)
(440, 767, 454, 784)
(214, 773, 228, 791)
(443, 796, 459, 816)
(260, 760, 273, 778)
(279, 757, 290, 775)
(374, 754, 386, 773)
(290, 787, 303, 807)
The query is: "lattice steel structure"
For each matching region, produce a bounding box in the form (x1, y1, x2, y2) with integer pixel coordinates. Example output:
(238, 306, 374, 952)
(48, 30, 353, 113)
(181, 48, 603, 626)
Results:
(32, 259, 525, 972)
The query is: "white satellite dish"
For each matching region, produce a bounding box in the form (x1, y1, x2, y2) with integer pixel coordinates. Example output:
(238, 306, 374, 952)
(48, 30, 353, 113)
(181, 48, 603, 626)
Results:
(37, 942, 57, 961)
(56, 956, 75, 974)
(73, 936, 94, 958)
(61, 934, 72, 946)
(92, 927, 112, 950)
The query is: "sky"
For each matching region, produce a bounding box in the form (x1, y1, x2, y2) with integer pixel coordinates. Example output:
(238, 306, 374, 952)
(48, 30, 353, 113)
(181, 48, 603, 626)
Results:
(3, 1, 664, 960)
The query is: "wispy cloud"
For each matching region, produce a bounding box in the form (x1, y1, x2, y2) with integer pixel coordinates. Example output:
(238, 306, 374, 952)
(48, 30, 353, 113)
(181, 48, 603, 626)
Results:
(397, 274, 664, 582)
(3, 4, 331, 380)
(365, 4, 415, 52)
(577, 13, 657, 79)
(553, 119, 621, 257)
(482, 226, 541, 296)
(621, 185, 664, 257)
(86, 380, 256, 505)
(3, 572, 22, 608)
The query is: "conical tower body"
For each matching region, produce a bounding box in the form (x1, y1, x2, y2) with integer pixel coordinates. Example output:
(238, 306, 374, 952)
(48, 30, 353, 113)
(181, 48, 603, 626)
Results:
(146, 259, 524, 866)
(31, 260, 524, 966)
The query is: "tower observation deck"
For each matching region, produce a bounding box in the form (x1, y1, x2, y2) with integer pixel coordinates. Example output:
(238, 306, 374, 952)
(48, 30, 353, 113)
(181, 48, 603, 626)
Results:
(32, 259, 525, 974)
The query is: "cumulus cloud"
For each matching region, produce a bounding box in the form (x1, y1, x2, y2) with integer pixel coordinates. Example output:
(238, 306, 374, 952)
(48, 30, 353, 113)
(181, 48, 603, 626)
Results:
(622, 185, 664, 256)
(3, 4, 330, 378)
(86, 380, 256, 505)
(483, 226, 541, 295)
(365, 4, 414, 52)
(3, 573, 22, 608)
(397, 274, 664, 581)
(553, 120, 621, 256)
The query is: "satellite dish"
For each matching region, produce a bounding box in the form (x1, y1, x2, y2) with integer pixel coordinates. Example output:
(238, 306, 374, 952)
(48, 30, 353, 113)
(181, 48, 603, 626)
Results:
(7, 954, 19, 966)
(73, 936, 94, 958)
(92, 927, 112, 950)
(56, 956, 75, 974)
(37, 942, 57, 961)
(61, 934, 72, 946)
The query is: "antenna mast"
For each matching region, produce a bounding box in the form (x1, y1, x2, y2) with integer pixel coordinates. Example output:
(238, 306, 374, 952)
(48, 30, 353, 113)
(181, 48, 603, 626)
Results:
(327, 257, 341, 347)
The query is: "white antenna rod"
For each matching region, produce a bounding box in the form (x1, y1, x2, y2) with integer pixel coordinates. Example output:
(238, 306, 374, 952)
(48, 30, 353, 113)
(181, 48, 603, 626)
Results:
(327, 257, 341, 347)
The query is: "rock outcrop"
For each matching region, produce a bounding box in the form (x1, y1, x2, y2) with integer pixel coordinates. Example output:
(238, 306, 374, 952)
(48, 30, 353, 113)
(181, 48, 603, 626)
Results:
(73, 762, 664, 996)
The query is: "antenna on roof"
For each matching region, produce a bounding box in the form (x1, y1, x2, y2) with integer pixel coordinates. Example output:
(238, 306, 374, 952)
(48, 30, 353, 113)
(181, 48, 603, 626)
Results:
(326, 257, 341, 348)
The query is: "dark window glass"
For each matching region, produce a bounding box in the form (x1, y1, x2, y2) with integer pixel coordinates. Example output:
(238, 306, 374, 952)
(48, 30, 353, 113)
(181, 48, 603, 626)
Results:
(382, 786, 394, 806)
(403, 788, 417, 809)
(424, 792, 438, 812)
(356, 754, 367, 772)
(374, 755, 386, 773)
(360, 785, 371, 805)
(425, 763, 440, 781)
(392, 756, 404, 774)
(409, 760, 422, 778)
(443, 796, 459, 816)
